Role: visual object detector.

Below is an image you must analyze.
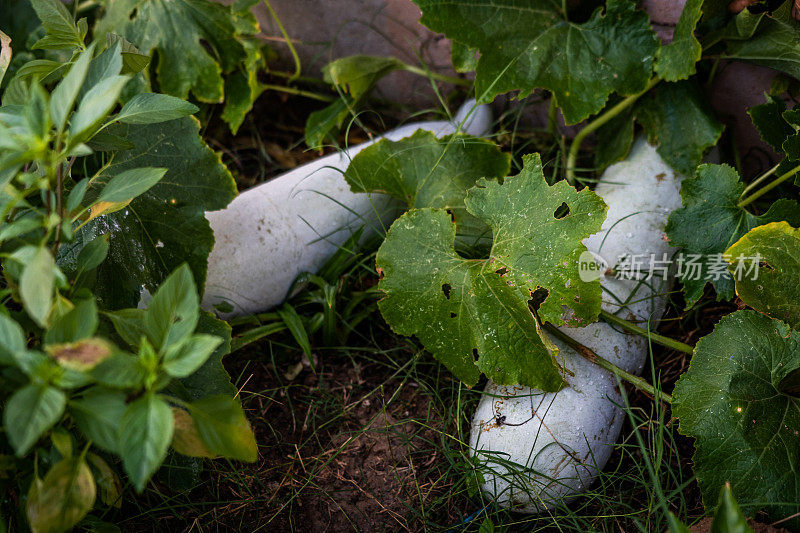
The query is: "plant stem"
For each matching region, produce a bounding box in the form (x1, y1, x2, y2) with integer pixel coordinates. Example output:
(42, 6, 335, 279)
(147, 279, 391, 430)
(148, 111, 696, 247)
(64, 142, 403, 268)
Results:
(268, 70, 330, 86)
(52, 162, 64, 255)
(262, 0, 302, 83)
(565, 76, 660, 185)
(544, 324, 672, 404)
(741, 162, 780, 198)
(599, 310, 693, 354)
(262, 83, 336, 102)
(737, 163, 800, 208)
(402, 65, 472, 87)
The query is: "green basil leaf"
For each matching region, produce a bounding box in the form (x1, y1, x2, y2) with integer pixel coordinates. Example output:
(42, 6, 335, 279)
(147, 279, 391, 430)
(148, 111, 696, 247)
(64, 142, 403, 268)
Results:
(20, 246, 56, 328)
(44, 298, 98, 344)
(50, 43, 96, 132)
(90, 353, 146, 388)
(79, 39, 123, 100)
(69, 74, 129, 141)
(0, 314, 26, 365)
(105, 308, 146, 349)
(4, 383, 66, 456)
(0, 30, 11, 87)
(70, 389, 127, 453)
(118, 393, 173, 492)
(177, 311, 236, 400)
(96, 167, 167, 204)
(115, 93, 198, 124)
(143, 264, 199, 350)
(29, 0, 83, 50)
(162, 334, 222, 378)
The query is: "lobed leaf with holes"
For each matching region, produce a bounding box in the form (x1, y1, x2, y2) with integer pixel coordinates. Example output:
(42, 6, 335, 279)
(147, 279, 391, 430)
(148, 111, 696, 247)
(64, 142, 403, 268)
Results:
(375, 153, 607, 390)
(345, 130, 511, 252)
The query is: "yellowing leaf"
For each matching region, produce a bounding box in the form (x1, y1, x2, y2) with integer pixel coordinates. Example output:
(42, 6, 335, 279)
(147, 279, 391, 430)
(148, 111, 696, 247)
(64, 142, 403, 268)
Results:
(665, 164, 800, 307)
(0, 29, 11, 87)
(85, 200, 131, 224)
(190, 395, 257, 462)
(47, 338, 112, 371)
(171, 408, 216, 459)
(725, 221, 800, 329)
(87, 453, 122, 508)
(26, 458, 96, 533)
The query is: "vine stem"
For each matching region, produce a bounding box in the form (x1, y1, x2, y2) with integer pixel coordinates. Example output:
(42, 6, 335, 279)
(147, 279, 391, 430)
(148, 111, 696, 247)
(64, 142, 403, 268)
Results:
(402, 65, 472, 87)
(262, 0, 302, 83)
(565, 76, 661, 185)
(737, 163, 800, 208)
(740, 162, 780, 198)
(544, 324, 672, 404)
(599, 310, 693, 354)
(261, 83, 335, 102)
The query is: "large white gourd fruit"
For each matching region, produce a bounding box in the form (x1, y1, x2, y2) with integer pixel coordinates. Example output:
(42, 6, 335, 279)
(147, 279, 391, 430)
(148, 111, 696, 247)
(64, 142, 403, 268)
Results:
(202, 101, 491, 317)
(469, 138, 684, 512)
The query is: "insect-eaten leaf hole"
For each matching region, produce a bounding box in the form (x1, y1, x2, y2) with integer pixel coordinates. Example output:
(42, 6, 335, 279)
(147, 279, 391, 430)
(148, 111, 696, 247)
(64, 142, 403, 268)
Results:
(472, 348, 479, 361)
(445, 208, 456, 223)
(759, 260, 775, 272)
(198, 38, 215, 56)
(495, 266, 509, 276)
(442, 283, 452, 299)
(450, 312, 457, 318)
(554, 202, 570, 219)
(529, 287, 549, 311)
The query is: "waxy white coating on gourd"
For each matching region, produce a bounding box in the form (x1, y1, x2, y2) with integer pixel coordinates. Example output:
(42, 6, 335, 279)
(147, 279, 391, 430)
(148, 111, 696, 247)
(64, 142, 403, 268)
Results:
(202, 101, 492, 317)
(469, 138, 684, 513)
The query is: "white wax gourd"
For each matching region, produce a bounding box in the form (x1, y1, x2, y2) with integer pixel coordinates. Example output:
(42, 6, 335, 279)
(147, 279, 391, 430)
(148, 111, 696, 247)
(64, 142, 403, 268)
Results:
(469, 138, 684, 513)
(202, 101, 492, 317)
